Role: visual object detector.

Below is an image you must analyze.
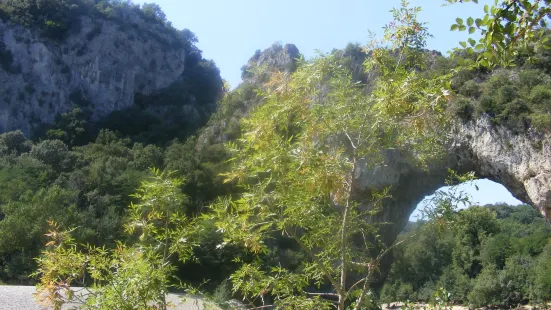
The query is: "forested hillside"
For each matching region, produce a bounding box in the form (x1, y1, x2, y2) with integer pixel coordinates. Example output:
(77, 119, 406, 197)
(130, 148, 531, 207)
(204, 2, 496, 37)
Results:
(0, 0, 550, 309)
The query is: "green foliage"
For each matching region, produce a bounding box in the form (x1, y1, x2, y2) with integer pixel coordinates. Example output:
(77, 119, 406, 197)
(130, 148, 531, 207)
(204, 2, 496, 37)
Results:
(467, 265, 501, 307)
(33, 170, 198, 310)
(208, 3, 454, 309)
(0, 1, 548, 306)
(382, 204, 551, 307)
(447, 0, 551, 69)
(443, 47, 551, 132)
(0, 130, 32, 156)
(0, 130, 163, 283)
(532, 244, 551, 304)
(33, 221, 172, 310)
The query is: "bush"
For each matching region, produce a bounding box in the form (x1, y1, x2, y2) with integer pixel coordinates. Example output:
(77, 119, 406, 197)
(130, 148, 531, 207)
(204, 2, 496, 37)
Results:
(0, 131, 31, 156)
(480, 235, 511, 269)
(499, 255, 535, 307)
(532, 245, 551, 304)
(212, 279, 232, 306)
(437, 267, 472, 303)
(30, 140, 72, 171)
(468, 265, 501, 307)
(459, 80, 481, 98)
(530, 113, 551, 132)
(449, 97, 474, 122)
(518, 69, 549, 88)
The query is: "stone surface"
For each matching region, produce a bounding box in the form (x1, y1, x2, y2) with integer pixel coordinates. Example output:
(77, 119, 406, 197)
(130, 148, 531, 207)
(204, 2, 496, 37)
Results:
(0, 286, 222, 310)
(0, 14, 187, 135)
(241, 43, 300, 84)
(357, 116, 551, 247)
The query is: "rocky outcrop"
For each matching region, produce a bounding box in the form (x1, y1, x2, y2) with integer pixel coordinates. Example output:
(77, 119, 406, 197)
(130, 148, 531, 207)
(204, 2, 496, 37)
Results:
(357, 116, 551, 246)
(241, 43, 301, 84)
(0, 14, 187, 135)
(458, 118, 550, 219)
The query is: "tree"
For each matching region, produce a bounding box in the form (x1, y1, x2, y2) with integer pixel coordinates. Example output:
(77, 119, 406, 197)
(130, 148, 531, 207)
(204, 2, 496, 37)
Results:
(141, 3, 166, 23)
(33, 169, 198, 310)
(46, 107, 90, 147)
(209, 2, 452, 309)
(532, 244, 551, 304)
(447, 0, 551, 68)
(30, 139, 72, 171)
(467, 265, 501, 307)
(0, 131, 31, 156)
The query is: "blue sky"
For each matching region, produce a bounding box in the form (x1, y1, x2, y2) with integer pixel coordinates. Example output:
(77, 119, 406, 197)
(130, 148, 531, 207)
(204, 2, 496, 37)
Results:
(133, 0, 495, 87)
(132, 0, 524, 217)
(410, 179, 522, 221)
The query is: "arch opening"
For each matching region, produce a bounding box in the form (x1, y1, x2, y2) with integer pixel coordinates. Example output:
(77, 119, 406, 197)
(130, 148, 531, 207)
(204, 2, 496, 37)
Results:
(409, 179, 524, 223)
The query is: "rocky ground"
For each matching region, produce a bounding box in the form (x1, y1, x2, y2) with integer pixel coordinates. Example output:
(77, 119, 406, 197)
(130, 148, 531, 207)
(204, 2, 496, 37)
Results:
(0, 286, 221, 310)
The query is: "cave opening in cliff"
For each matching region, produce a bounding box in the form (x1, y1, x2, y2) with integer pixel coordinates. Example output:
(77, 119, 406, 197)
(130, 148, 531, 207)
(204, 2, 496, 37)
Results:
(408, 178, 523, 223)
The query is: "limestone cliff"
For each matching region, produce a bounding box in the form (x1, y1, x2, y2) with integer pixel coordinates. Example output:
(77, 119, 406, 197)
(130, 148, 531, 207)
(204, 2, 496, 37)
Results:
(359, 117, 551, 247)
(0, 7, 204, 136)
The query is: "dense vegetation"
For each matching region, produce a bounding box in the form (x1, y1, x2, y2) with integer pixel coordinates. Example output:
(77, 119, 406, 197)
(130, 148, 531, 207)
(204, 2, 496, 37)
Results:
(445, 38, 551, 133)
(381, 204, 551, 307)
(0, 0, 550, 308)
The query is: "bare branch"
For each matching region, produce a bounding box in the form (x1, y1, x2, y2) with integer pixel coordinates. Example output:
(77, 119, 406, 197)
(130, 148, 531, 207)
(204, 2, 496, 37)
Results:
(304, 292, 340, 297)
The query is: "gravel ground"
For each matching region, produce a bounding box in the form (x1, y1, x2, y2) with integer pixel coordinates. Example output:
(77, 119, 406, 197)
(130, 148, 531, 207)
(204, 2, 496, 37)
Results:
(0, 286, 220, 310)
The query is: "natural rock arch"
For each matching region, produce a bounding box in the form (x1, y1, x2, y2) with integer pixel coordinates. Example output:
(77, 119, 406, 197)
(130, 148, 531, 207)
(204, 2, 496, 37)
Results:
(356, 117, 551, 247)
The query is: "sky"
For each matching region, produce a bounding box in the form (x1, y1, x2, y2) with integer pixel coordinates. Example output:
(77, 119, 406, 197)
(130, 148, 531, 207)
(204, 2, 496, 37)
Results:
(132, 0, 496, 87)
(409, 179, 522, 221)
(132, 0, 524, 219)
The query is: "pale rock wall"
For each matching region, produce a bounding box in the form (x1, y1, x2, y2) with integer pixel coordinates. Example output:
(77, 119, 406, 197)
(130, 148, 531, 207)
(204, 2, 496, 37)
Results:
(0, 15, 186, 135)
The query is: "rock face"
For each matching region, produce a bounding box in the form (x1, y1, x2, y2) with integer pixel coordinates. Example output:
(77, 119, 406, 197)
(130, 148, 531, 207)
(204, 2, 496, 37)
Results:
(0, 14, 187, 135)
(357, 116, 551, 246)
(241, 43, 301, 84)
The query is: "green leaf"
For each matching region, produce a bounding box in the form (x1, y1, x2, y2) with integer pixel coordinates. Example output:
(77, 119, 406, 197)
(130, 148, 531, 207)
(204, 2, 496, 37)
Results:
(460, 41, 467, 48)
(459, 25, 467, 31)
(467, 17, 474, 26)
(484, 4, 489, 13)
(475, 18, 482, 27)
(451, 24, 459, 31)
(479, 59, 490, 68)
(468, 38, 476, 46)
(456, 18, 464, 25)
(469, 27, 476, 34)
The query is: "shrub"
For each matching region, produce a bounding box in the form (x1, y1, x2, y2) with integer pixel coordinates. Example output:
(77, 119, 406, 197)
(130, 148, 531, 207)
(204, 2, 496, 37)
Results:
(531, 245, 551, 304)
(0, 131, 31, 156)
(30, 140, 72, 171)
(449, 97, 474, 122)
(459, 80, 481, 98)
(499, 255, 535, 307)
(530, 85, 551, 108)
(468, 265, 501, 307)
(518, 69, 548, 88)
(530, 113, 551, 132)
